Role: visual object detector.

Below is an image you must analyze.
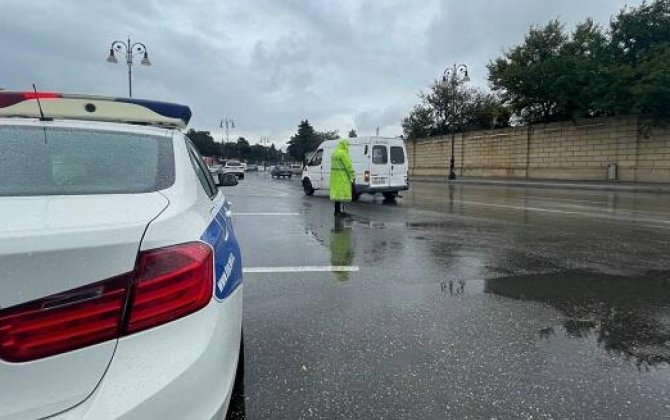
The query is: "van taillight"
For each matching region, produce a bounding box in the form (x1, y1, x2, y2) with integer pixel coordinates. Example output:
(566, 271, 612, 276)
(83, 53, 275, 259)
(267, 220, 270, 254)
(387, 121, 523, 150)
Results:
(364, 171, 370, 183)
(0, 242, 213, 362)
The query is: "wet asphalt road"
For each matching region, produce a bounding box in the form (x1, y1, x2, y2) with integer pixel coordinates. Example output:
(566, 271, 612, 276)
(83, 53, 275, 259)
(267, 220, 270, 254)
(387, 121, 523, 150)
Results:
(226, 172, 670, 420)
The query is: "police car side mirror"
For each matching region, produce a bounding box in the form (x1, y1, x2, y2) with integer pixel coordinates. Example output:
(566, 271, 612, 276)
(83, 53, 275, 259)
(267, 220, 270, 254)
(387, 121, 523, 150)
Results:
(217, 173, 238, 187)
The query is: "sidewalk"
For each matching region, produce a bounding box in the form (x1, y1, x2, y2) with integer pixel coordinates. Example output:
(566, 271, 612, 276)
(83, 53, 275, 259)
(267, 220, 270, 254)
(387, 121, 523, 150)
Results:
(410, 176, 670, 193)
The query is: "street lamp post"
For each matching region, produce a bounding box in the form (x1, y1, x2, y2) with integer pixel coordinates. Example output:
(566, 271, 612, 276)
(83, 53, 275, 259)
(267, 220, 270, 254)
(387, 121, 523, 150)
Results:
(441, 64, 469, 180)
(220, 117, 235, 143)
(106, 37, 151, 98)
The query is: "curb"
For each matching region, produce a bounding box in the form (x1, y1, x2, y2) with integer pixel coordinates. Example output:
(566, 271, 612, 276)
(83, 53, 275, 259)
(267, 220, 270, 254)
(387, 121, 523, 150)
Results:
(409, 177, 670, 193)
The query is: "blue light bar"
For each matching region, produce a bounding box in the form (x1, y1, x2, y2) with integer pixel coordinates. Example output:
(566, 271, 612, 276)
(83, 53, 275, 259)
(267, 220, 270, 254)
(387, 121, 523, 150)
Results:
(115, 98, 192, 126)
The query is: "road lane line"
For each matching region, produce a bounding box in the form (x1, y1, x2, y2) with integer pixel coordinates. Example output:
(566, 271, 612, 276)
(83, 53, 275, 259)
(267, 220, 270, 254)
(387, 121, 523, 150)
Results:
(641, 224, 670, 230)
(227, 193, 290, 197)
(244, 265, 359, 273)
(454, 200, 670, 224)
(234, 212, 301, 216)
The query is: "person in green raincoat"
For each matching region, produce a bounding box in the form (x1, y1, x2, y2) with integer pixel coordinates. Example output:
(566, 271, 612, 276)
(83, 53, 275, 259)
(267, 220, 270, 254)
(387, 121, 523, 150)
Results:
(330, 139, 355, 214)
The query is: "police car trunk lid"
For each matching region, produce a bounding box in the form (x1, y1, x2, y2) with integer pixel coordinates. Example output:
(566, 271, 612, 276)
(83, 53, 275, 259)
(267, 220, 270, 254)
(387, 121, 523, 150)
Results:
(0, 193, 168, 420)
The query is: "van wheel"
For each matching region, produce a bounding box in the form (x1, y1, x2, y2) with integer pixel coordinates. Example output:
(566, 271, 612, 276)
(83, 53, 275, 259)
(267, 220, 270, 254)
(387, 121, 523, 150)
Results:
(352, 191, 361, 202)
(303, 179, 315, 196)
(383, 192, 397, 200)
(289, 175, 292, 179)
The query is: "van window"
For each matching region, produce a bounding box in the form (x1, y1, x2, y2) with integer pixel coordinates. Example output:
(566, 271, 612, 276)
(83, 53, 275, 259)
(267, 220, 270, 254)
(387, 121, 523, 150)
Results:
(309, 149, 323, 166)
(390, 146, 405, 164)
(372, 145, 388, 164)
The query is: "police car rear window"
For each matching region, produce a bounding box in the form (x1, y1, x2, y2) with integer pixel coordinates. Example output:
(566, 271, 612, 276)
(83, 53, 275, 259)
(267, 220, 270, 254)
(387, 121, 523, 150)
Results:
(0, 125, 174, 196)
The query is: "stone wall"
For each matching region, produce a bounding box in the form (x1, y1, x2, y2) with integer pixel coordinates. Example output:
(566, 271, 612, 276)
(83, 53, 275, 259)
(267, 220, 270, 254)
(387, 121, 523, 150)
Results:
(406, 115, 670, 183)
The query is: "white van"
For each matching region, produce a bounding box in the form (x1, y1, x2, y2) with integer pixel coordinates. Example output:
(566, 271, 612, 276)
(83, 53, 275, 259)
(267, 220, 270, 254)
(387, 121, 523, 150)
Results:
(302, 136, 409, 200)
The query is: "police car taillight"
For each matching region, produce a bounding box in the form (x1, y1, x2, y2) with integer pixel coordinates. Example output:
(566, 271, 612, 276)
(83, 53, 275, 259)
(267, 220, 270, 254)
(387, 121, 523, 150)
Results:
(125, 243, 213, 334)
(0, 243, 213, 362)
(0, 275, 129, 362)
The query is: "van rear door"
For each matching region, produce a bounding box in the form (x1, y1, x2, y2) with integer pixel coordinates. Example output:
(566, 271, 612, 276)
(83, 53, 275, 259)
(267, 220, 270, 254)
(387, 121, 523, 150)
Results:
(370, 144, 390, 188)
(389, 144, 407, 187)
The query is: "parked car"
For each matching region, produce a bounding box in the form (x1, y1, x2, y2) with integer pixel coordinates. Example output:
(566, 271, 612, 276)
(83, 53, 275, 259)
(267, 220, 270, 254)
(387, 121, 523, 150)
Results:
(302, 136, 409, 200)
(290, 164, 303, 175)
(0, 91, 243, 419)
(220, 159, 245, 180)
(208, 164, 222, 176)
(245, 164, 259, 172)
(271, 164, 292, 179)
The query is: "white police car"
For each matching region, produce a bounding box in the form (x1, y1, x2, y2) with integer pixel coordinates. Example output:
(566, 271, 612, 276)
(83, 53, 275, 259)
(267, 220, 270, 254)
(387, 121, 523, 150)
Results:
(0, 91, 243, 419)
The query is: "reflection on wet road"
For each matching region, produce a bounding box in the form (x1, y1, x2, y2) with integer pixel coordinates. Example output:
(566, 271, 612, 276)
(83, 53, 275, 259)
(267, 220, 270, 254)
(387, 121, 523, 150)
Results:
(227, 173, 670, 419)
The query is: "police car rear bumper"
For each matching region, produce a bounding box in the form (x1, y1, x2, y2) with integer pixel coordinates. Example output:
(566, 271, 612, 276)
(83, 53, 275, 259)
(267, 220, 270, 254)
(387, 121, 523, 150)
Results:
(49, 288, 243, 420)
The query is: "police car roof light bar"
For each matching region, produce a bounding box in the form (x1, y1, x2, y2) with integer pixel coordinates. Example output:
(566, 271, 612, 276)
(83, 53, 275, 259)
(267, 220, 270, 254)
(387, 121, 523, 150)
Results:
(0, 90, 192, 129)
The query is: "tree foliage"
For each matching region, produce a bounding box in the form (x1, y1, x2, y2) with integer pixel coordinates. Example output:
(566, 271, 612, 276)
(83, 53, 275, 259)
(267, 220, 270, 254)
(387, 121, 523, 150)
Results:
(287, 120, 318, 165)
(186, 130, 284, 163)
(488, 0, 670, 123)
(185, 129, 218, 156)
(287, 120, 339, 164)
(402, 105, 434, 140)
(402, 78, 508, 139)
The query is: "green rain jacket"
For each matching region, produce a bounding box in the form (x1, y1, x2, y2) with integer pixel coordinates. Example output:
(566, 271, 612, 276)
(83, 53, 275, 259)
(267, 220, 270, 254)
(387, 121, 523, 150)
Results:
(329, 139, 355, 202)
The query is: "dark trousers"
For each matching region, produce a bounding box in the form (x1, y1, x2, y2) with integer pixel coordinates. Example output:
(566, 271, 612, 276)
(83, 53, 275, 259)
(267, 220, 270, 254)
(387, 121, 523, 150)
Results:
(334, 202, 342, 213)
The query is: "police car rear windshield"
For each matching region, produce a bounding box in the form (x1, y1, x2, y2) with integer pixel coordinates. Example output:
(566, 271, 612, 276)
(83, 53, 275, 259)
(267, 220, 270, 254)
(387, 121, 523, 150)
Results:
(0, 125, 174, 196)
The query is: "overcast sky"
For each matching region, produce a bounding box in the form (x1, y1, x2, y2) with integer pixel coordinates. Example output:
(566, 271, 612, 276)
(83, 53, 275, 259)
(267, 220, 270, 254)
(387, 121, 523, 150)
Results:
(0, 0, 643, 146)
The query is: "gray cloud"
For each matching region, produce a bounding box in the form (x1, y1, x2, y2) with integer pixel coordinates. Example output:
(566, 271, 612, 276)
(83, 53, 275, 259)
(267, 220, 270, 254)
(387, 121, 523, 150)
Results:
(0, 0, 642, 145)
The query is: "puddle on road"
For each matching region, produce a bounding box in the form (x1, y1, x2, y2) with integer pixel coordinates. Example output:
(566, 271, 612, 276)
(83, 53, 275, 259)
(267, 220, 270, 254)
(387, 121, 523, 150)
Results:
(485, 269, 670, 369)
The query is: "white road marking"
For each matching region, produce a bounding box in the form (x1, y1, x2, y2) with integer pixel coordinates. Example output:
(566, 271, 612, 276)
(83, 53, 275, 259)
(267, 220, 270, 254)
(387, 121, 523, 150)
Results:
(244, 265, 360, 273)
(233, 212, 301, 216)
(454, 200, 670, 224)
(227, 193, 290, 197)
(641, 224, 670, 230)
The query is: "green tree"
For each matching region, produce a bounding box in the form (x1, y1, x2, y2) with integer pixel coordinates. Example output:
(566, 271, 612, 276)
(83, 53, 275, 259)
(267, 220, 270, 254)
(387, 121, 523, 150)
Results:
(348, 129, 358, 138)
(186, 129, 220, 156)
(421, 78, 509, 135)
(287, 120, 320, 165)
(630, 43, 670, 119)
(236, 137, 250, 161)
(608, 0, 670, 119)
(488, 20, 569, 123)
(316, 130, 339, 142)
(402, 105, 434, 139)
(610, 0, 670, 66)
(488, 1, 670, 123)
